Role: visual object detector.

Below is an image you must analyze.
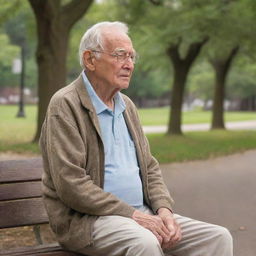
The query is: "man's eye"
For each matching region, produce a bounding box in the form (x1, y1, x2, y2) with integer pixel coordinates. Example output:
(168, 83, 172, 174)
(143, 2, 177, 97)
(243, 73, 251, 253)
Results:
(117, 52, 126, 57)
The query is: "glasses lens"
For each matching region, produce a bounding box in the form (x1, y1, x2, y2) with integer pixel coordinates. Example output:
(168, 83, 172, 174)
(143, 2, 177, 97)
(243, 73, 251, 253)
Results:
(115, 51, 138, 64)
(117, 52, 127, 63)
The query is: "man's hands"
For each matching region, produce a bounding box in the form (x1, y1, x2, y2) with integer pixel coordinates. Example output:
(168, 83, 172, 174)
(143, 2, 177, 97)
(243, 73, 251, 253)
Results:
(132, 208, 182, 249)
(132, 210, 171, 244)
(157, 208, 182, 249)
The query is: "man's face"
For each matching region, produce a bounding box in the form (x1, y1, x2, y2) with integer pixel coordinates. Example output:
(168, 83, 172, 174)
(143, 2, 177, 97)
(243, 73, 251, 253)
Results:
(93, 32, 135, 91)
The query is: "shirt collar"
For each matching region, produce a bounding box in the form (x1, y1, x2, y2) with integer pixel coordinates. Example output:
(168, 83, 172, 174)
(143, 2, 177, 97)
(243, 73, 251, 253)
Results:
(82, 71, 126, 115)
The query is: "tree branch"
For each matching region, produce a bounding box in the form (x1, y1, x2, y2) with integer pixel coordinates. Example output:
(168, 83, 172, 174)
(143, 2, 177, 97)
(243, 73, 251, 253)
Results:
(210, 45, 239, 71)
(185, 37, 208, 65)
(28, 0, 60, 19)
(148, 0, 163, 6)
(61, 0, 93, 29)
(226, 46, 239, 65)
(166, 37, 182, 64)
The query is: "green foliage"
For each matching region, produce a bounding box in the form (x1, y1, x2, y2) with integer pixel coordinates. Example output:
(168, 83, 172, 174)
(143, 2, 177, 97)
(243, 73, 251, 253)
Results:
(187, 54, 256, 102)
(204, 0, 256, 59)
(125, 0, 220, 66)
(0, 34, 20, 65)
(227, 57, 256, 99)
(187, 61, 214, 101)
(0, 0, 37, 88)
(124, 68, 170, 99)
(0, 0, 21, 24)
(0, 34, 20, 87)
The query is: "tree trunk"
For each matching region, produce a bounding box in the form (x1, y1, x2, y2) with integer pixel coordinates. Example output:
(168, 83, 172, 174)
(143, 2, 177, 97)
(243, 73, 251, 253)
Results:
(168, 63, 189, 135)
(28, 0, 93, 142)
(210, 46, 239, 129)
(166, 38, 208, 135)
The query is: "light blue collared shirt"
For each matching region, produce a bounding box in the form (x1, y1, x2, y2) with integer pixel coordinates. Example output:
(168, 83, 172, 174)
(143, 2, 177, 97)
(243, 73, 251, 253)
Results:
(82, 72, 143, 207)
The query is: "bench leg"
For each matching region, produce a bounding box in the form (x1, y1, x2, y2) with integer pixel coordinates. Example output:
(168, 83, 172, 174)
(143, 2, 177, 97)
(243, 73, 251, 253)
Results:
(33, 225, 43, 244)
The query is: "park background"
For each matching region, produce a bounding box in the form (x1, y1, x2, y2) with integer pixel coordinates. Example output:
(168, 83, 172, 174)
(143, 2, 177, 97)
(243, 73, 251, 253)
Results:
(0, 0, 256, 255)
(0, 0, 256, 162)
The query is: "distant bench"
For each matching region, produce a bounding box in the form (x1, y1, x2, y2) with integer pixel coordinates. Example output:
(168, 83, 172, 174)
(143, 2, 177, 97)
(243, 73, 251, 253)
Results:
(0, 157, 84, 256)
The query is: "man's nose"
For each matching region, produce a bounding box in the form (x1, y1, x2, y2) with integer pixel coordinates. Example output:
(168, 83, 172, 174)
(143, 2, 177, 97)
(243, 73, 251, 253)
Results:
(123, 57, 134, 68)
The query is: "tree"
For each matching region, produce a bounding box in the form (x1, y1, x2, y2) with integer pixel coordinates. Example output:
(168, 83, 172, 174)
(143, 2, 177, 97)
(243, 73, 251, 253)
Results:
(27, 0, 93, 141)
(166, 38, 207, 134)
(145, 0, 255, 133)
(209, 47, 239, 129)
(204, 0, 242, 129)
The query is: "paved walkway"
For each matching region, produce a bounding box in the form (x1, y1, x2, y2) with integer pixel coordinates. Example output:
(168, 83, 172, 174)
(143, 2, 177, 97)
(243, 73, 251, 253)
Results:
(143, 120, 256, 133)
(161, 150, 256, 256)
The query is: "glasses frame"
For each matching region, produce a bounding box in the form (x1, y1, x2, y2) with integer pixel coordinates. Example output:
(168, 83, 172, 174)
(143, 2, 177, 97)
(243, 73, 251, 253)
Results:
(92, 49, 138, 64)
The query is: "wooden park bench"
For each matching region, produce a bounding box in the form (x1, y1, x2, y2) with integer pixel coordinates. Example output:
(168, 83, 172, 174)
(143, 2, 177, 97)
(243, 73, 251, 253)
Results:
(0, 157, 84, 256)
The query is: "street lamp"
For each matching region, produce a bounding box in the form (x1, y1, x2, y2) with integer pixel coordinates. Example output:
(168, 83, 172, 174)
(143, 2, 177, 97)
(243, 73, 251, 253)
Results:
(12, 45, 26, 118)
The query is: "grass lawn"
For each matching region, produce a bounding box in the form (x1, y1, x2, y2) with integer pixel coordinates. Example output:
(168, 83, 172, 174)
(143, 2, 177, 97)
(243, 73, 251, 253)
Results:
(0, 105, 38, 154)
(147, 130, 256, 163)
(138, 107, 256, 126)
(0, 105, 256, 162)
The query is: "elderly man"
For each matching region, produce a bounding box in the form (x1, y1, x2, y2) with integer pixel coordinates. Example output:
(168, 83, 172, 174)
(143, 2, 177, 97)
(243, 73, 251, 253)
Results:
(40, 21, 233, 256)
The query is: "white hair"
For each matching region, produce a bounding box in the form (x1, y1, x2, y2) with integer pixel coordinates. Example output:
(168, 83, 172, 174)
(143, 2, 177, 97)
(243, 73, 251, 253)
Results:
(79, 21, 129, 69)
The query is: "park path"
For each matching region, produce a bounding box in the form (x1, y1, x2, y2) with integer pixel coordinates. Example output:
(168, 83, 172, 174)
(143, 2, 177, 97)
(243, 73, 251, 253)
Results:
(143, 120, 256, 133)
(161, 149, 256, 256)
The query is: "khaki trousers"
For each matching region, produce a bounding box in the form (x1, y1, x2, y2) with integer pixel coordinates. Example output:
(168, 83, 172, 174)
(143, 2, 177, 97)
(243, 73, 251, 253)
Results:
(78, 207, 233, 256)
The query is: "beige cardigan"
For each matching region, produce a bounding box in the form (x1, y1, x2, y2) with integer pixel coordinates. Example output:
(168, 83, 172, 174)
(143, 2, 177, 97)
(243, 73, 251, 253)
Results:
(39, 74, 174, 251)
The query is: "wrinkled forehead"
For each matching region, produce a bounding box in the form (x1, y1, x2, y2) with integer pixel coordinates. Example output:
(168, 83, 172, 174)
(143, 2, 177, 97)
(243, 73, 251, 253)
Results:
(101, 30, 134, 52)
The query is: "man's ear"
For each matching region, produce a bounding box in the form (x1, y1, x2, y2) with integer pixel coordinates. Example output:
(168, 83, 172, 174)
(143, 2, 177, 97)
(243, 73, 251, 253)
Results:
(83, 50, 96, 71)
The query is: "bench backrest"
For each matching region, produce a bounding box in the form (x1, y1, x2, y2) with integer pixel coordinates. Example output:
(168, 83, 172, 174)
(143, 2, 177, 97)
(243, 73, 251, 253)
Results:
(0, 158, 49, 229)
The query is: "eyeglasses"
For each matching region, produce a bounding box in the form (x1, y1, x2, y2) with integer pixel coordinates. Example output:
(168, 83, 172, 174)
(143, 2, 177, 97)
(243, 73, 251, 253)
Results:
(92, 49, 138, 64)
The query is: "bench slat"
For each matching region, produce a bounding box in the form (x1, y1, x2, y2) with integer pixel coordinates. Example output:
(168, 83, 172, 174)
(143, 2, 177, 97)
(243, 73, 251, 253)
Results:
(0, 158, 89, 255)
(0, 158, 43, 183)
(0, 181, 42, 201)
(0, 198, 48, 228)
(0, 243, 83, 256)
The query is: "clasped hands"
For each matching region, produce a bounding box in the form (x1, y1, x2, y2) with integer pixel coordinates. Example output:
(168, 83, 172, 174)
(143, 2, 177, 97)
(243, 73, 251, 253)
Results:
(132, 207, 182, 249)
